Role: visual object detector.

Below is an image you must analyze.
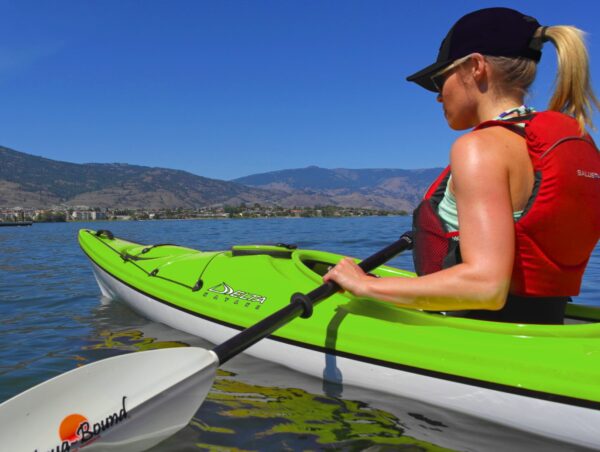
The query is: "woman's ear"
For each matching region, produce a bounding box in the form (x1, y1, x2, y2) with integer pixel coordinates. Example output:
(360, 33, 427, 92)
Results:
(468, 53, 490, 93)
(469, 53, 488, 90)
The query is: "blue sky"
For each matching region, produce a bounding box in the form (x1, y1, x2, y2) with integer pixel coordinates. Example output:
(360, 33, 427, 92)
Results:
(0, 0, 598, 180)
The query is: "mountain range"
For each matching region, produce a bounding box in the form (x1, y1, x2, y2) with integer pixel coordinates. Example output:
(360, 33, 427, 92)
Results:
(0, 145, 442, 211)
(232, 166, 442, 211)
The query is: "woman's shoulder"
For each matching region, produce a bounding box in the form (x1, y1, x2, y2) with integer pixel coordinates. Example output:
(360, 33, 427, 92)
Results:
(450, 126, 521, 162)
(449, 128, 530, 188)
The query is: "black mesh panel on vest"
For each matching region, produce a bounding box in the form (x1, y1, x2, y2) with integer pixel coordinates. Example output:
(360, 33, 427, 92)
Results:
(412, 200, 453, 276)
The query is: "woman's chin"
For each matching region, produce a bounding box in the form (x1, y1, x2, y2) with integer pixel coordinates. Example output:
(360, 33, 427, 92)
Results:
(447, 118, 473, 131)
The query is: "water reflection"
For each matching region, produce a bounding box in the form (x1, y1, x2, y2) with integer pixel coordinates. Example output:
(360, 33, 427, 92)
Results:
(82, 327, 453, 450)
(157, 368, 453, 451)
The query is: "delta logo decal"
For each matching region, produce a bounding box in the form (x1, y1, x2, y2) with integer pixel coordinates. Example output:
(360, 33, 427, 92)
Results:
(207, 282, 267, 304)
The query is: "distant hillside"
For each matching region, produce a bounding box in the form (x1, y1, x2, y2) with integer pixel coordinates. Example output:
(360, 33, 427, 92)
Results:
(0, 146, 279, 209)
(0, 146, 442, 210)
(233, 166, 443, 211)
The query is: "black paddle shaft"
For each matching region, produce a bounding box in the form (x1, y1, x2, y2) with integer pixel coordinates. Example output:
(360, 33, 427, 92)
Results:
(213, 231, 414, 364)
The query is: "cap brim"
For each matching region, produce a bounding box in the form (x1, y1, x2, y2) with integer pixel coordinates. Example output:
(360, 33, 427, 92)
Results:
(406, 60, 451, 92)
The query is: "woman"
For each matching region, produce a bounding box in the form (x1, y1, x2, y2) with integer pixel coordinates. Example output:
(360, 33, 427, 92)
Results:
(323, 7, 600, 324)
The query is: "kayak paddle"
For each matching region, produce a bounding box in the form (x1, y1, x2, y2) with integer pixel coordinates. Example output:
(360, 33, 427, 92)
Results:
(0, 232, 413, 452)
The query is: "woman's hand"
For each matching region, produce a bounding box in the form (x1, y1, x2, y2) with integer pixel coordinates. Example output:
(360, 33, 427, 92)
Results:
(323, 257, 371, 297)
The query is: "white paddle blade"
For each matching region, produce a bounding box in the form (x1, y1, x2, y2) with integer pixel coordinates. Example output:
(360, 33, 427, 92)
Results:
(0, 347, 218, 451)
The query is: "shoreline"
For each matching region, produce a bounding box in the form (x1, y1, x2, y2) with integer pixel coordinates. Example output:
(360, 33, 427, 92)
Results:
(32, 214, 410, 224)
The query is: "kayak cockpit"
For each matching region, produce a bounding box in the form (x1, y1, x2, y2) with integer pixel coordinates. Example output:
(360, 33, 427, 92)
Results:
(292, 249, 599, 330)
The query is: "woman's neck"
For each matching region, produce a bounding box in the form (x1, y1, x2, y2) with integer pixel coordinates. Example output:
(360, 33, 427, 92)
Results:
(476, 96, 526, 123)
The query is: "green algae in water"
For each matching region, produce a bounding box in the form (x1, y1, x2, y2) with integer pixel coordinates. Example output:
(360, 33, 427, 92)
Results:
(175, 369, 454, 451)
(85, 329, 189, 351)
(87, 331, 452, 450)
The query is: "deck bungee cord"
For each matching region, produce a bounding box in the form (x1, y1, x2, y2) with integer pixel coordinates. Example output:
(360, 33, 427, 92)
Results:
(88, 229, 220, 293)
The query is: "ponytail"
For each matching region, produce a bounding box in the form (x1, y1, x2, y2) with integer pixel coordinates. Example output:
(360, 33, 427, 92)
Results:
(540, 25, 600, 133)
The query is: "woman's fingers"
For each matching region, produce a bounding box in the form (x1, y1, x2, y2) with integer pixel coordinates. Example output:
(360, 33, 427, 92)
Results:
(323, 258, 367, 296)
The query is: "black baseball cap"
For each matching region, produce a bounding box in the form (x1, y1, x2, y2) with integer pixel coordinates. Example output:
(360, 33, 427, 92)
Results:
(407, 7, 543, 92)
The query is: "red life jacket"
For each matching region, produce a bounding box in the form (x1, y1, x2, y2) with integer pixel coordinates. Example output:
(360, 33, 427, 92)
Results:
(412, 111, 600, 297)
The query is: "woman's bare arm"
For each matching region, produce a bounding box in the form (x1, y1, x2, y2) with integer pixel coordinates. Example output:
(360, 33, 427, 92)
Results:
(324, 128, 517, 311)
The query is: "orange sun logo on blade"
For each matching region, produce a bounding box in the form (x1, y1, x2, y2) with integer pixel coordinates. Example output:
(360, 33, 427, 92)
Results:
(59, 413, 88, 443)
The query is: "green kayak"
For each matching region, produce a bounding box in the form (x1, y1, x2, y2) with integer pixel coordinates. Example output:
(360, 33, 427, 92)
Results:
(79, 228, 600, 449)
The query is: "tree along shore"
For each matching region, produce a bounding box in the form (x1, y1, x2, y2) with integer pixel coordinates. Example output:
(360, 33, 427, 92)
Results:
(1, 204, 409, 223)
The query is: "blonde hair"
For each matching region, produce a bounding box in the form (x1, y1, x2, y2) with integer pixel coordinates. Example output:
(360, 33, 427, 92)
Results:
(487, 25, 600, 133)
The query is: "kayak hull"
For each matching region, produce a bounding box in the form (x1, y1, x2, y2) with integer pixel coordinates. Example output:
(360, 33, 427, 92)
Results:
(81, 229, 600, 449)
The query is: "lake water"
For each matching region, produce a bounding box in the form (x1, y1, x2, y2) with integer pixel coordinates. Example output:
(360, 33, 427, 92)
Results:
(0, 217, 598, 451)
